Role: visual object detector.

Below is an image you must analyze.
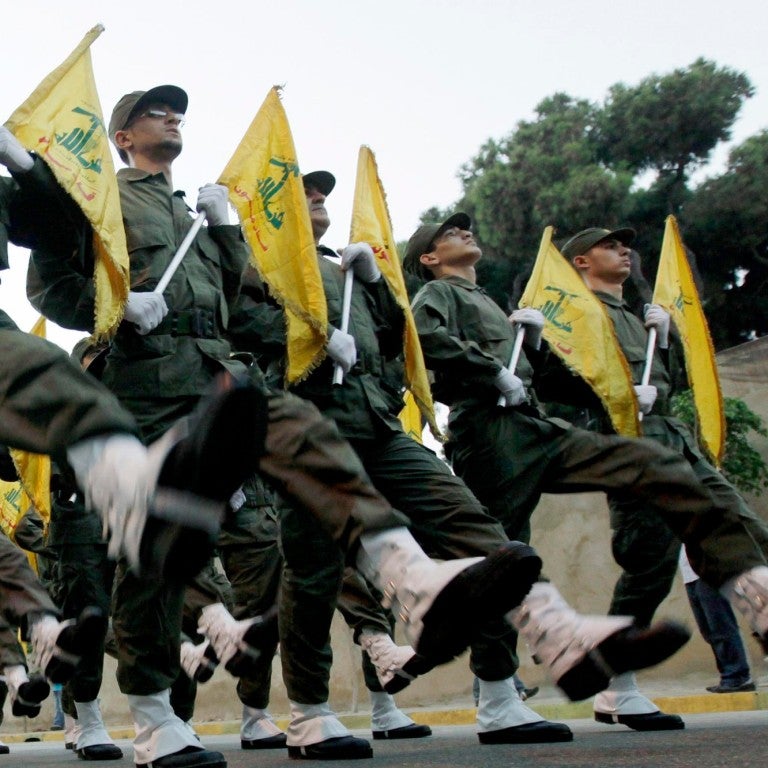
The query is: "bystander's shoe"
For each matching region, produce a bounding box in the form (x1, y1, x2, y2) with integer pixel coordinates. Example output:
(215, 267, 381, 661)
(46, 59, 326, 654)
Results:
(706, 680, 756, 693)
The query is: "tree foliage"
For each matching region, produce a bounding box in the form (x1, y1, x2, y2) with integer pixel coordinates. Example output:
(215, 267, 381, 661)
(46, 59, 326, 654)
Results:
(684, 131, 768, 346)
(598, 58, 754, 181)
(671, 390, 768, 495)
(426, 59, 766, 346)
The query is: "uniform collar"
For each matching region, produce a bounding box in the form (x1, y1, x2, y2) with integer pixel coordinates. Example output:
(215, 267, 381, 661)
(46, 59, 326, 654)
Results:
(117, 167, 185, 197)
(593, 289, 629, 308)
(441, 274, 482, 291)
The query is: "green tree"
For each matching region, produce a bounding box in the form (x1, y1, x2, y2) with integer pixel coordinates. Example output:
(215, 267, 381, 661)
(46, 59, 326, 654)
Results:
(671, 390, 768, 495)
(599, 59, 753, 188)
(683, 131, 768, 347)
(457, 94, 632, 305)
(431, 60, 759, 336)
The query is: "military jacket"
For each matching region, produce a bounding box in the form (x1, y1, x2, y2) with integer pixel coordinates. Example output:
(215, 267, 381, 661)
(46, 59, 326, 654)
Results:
(27, 168, 248, 399)
(230, 246, 406, 441)
(411, 275, 536, 415)
(0, 176, 12, 272)
(1, 165, 138, 455)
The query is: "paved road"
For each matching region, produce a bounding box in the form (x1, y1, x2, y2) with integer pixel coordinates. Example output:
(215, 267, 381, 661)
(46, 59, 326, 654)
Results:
(6, 712, 766, 767)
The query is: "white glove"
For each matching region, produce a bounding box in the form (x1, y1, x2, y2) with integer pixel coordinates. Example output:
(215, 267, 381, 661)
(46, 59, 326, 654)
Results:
(229, 487, 247, 512)
(124, 291, 168, 335)
(326, 328, 357, 373)
(634, 384, 658, 415)
(494, 367, 526, 407)
(509, 308, 545, 350)
(67, 434, 151, 570)
(340, 242, 381, 283)
(643, 304, 670, 348)
(196, 183, 230, 226)
(0, 126, 33, 173)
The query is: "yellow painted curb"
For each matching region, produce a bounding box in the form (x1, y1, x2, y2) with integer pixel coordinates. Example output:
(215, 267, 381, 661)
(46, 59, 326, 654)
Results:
(2, 692, 765, 744)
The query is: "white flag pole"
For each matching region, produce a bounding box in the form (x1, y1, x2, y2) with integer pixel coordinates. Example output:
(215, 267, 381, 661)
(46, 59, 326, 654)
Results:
(332, 269, 355, 385)
(636, 327, 658, 423)
(153, 212, 207, 295)
(497, 326, 526, 406)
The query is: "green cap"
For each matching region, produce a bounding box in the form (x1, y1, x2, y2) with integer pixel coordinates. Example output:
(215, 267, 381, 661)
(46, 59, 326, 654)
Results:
(403, 212, 471, 281)
(108, 84, 188, 146)
(302, 170, 336, 196)
(560, 227, 635, 260)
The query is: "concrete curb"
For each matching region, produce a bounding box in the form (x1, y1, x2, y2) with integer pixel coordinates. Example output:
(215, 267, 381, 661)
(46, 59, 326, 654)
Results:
(3, 691, 766, 744)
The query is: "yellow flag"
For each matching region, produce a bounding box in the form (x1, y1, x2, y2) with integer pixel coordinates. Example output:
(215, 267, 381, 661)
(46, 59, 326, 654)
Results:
(0, 483, 24, 540)
(653, 216, 724, 463)
(0, 318, 51, 573)
(9, 317, 52, 528)
(398, 388, 424, 444)
(521, 227, 640, 436)
(4, 25, 129, 341)
(219, 87, 325, 384)
(349, 146, 440, 439)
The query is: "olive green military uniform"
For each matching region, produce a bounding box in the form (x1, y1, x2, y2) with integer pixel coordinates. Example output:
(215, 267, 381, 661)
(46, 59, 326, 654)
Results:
(216, 474, 281, 711)
(538, 291, 768, 624)
(24, 164, 417, 703)
(0, 308, 137, 657)
(19, 157, 417, 544)
(225, 269, 392, 705)
(233, 252, 517, 705)
(46, 491, 113, 710)
(26, 167, 250, 696)
(411, 275, 768, 592)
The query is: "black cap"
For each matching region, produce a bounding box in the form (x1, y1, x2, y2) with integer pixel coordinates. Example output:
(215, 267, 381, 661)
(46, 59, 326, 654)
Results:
(560, 227, 636, 259)
(302, 170, 336, 196)
(403, 212, 472, 281)
(108, 85, 188, 146)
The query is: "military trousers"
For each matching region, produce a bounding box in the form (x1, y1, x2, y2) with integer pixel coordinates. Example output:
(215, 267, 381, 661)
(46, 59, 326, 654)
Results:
(279, 425, 520, 705)
(447, 404, 768, 590)
(608, 415, 768, 623)
(217, 479, 282, 711)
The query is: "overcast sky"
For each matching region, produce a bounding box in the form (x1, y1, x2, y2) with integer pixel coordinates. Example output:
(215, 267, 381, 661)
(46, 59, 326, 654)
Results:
(2, 0, 767, 350)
